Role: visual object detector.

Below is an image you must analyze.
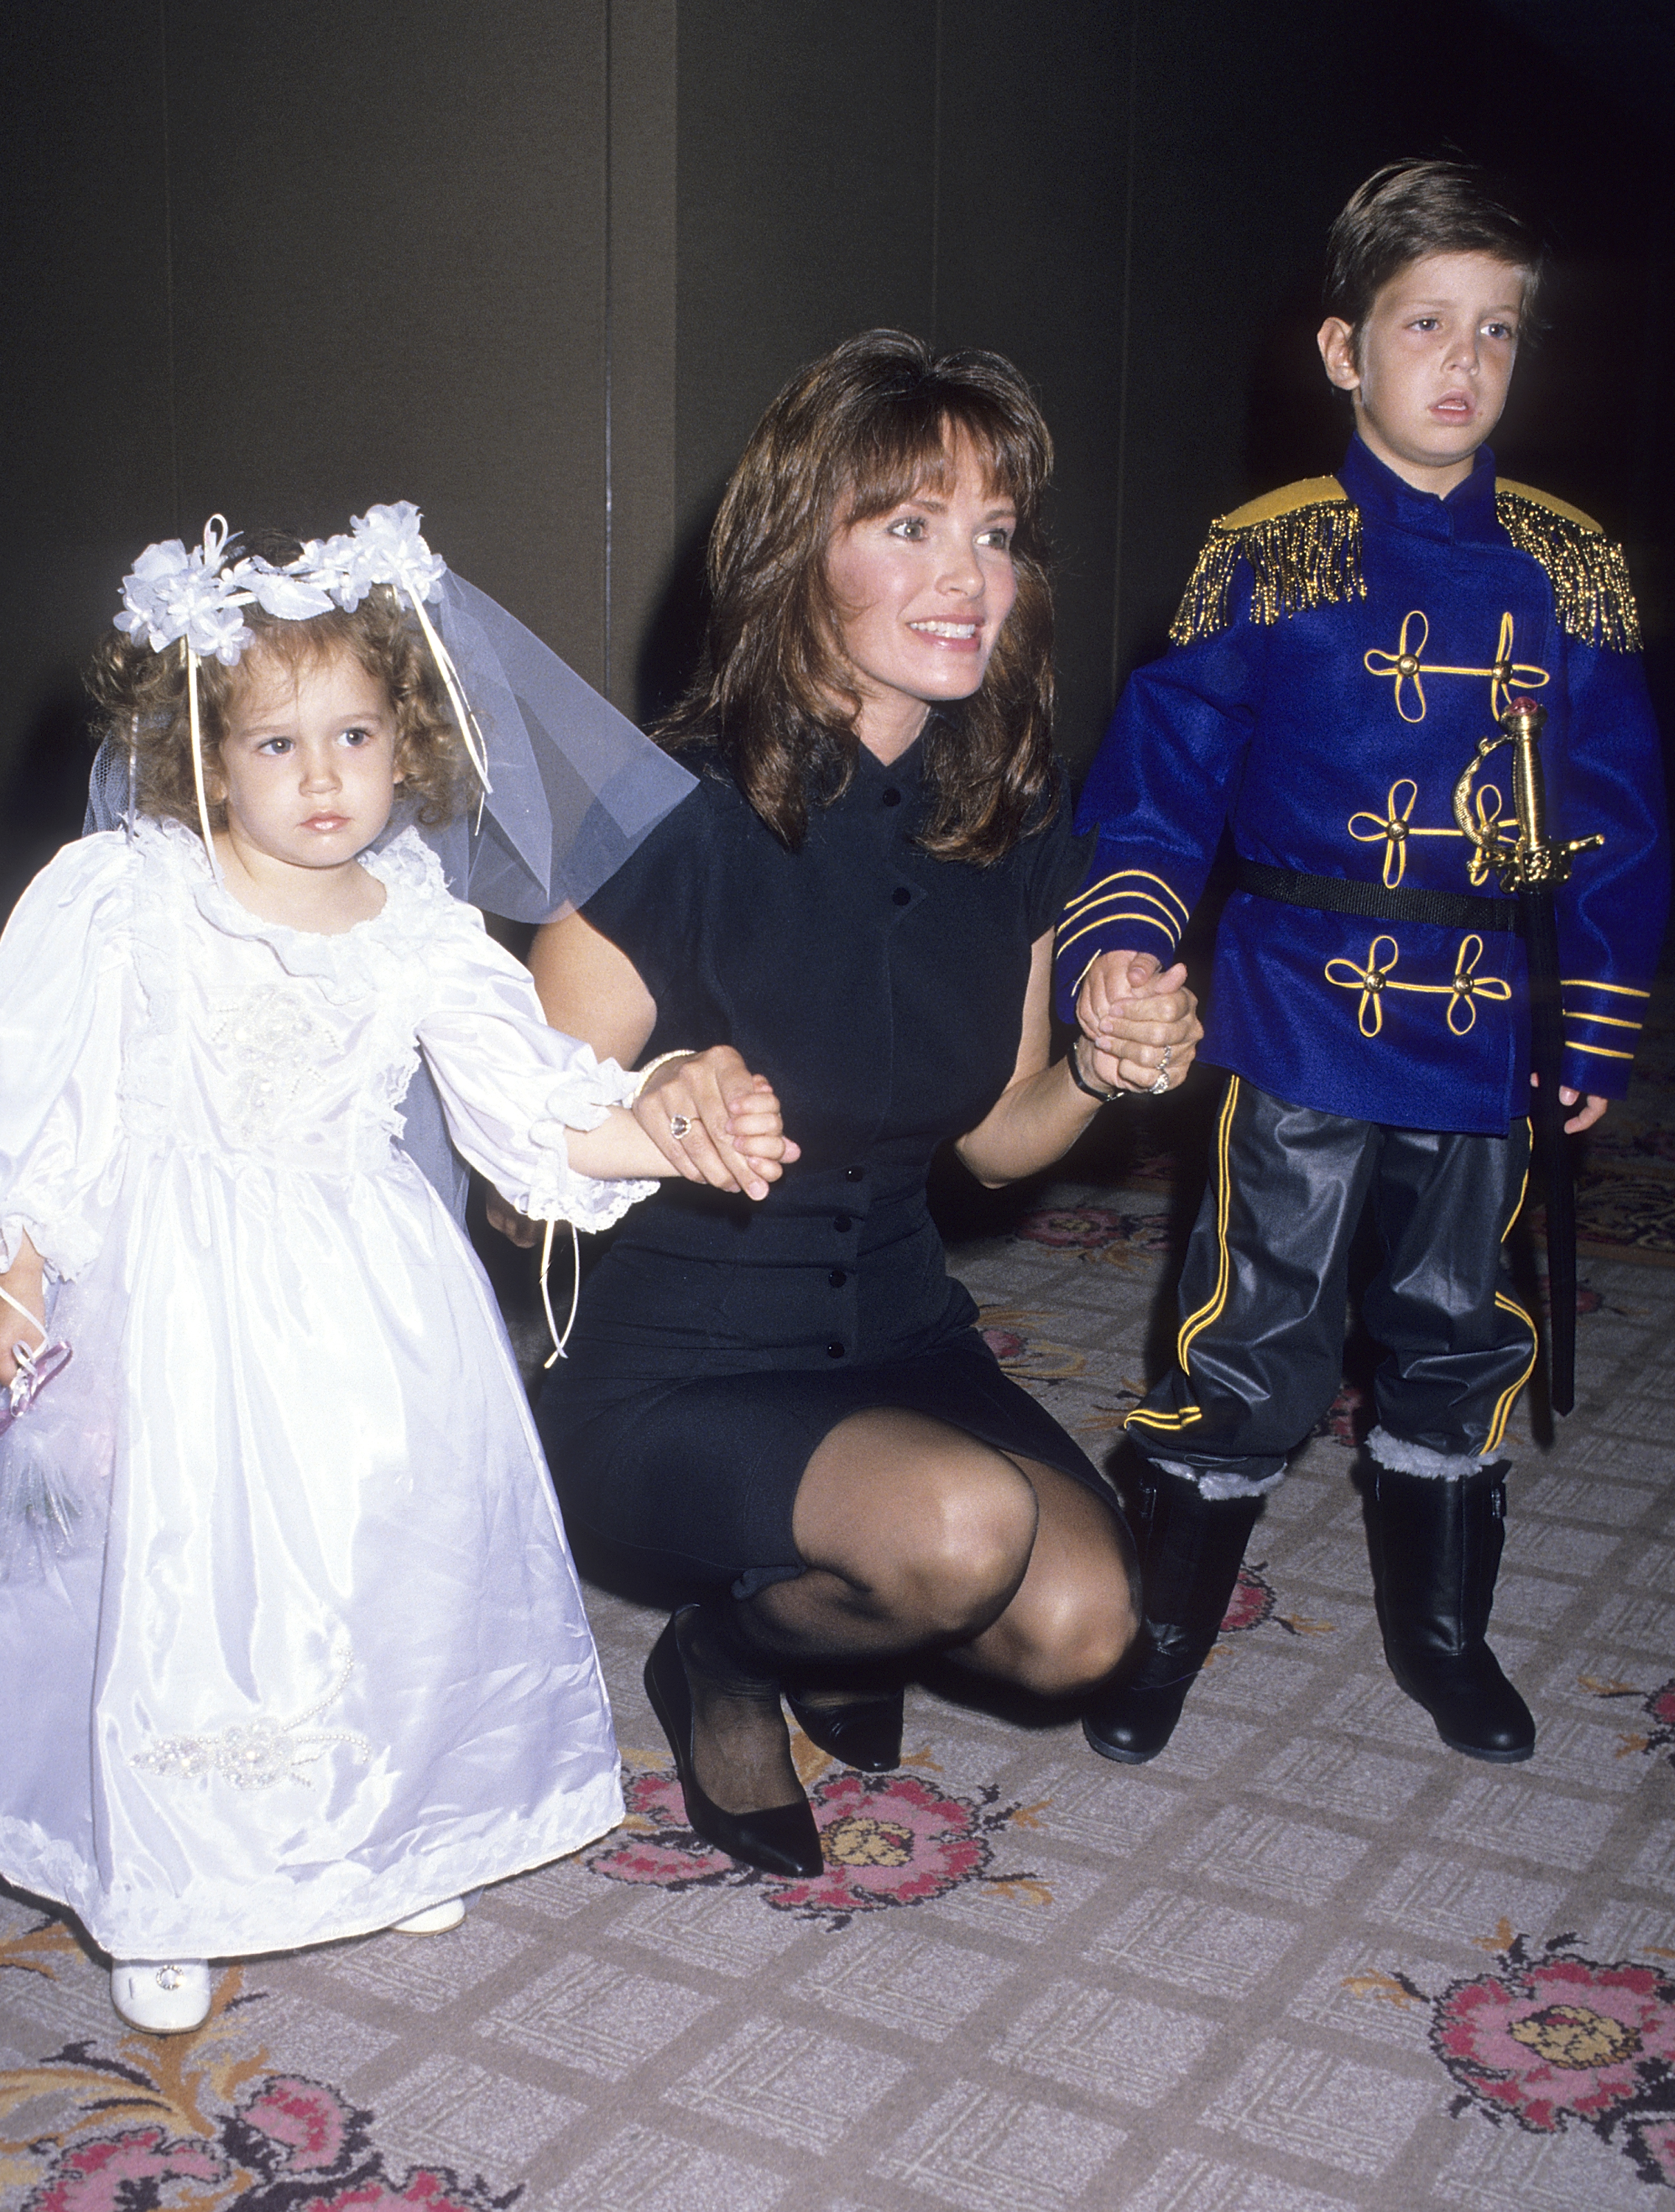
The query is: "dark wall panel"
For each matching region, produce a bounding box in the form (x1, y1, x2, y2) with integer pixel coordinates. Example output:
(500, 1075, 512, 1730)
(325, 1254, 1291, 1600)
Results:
(674, 0, 939, 524)
(1114, 0, 1354, 684)
(655, 0, 939, 706)
(162, 1, 609, 674)
(667, 0, 1138, 760)
(1, 13, 175, 908)
(0, 1, 616, 917)
(933, 0, 1132, 765)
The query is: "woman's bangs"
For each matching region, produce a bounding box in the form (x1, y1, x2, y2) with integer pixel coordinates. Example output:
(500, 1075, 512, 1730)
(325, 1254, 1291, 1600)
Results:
(840, 397, 1034, 525)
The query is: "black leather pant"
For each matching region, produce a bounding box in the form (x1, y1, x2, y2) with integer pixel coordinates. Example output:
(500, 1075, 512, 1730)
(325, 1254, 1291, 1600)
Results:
(1127, 1077, 1536, 1485)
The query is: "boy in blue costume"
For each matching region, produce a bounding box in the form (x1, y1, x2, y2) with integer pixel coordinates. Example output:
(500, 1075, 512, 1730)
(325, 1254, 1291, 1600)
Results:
(1059, 161, 1668, 1765)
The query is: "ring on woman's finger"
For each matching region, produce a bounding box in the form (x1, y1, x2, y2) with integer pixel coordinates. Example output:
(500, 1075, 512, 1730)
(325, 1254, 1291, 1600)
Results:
(1148, 1069, 1170, 1096)
(668, 1113, 694, 1140)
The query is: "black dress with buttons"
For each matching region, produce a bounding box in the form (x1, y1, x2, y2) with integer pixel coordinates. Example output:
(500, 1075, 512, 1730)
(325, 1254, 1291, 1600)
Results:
(537, 739, 1114, 1593)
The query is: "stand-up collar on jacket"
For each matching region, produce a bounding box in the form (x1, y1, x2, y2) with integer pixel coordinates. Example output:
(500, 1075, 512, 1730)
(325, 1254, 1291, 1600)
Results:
(1339, 434, 1500, 546)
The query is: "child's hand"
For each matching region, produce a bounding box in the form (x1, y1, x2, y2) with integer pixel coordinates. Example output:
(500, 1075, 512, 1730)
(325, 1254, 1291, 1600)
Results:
(0, 1241, 47, 1388)
(1077, 947, 1202, 1093)
(1530, 1071, 1610, 1135)
(635, 1046, 801, 1200)
(725, 1074, 800, 1187)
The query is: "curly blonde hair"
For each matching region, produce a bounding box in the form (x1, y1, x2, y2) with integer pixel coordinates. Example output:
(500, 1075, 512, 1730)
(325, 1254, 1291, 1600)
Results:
(86, 549, 470, 835)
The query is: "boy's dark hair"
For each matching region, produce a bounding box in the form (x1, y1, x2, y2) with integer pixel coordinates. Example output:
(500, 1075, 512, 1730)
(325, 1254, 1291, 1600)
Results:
(1324, 160, 1545, 341)
(87, 528, 469, 834)
(656, 328, 1056, 864)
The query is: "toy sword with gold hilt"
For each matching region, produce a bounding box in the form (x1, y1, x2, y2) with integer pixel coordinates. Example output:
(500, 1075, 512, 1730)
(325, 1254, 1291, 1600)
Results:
(1453, 698, 1603, 1415)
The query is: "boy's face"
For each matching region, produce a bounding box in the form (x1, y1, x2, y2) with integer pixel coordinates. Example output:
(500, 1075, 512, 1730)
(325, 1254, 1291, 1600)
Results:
(213, 642, 401, 876)
(1317, 251, 1527, 495)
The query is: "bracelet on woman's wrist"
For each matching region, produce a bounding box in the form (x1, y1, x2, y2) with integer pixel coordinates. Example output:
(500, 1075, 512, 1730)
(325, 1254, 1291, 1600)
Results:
(1066, 1033, 1125, 1106)
(632, 1049, 697, 1101)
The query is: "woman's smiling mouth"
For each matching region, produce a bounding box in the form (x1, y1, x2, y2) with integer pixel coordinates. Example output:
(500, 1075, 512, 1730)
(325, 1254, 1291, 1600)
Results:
(908, 619, 982, 643)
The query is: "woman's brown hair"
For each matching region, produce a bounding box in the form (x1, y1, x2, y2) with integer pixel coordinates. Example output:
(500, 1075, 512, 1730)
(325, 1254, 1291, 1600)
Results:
(86, 530, 468, 835)
(658, 330, 1057, 863)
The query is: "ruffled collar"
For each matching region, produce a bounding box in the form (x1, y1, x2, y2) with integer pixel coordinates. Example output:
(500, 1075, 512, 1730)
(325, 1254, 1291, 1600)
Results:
(136, 815, 453, 996)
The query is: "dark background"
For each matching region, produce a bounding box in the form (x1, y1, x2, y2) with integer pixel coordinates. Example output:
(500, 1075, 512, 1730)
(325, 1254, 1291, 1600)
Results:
(3, 0, 1671, 925)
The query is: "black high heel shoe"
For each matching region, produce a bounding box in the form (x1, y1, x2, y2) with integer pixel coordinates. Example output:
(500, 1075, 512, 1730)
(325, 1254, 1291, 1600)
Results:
(644, 1610, 823, 1879)
(784, 1680, 905, 1772)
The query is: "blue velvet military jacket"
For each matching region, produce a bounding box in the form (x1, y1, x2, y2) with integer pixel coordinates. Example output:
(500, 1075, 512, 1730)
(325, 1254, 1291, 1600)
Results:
(1057, 437, 1669, 1133)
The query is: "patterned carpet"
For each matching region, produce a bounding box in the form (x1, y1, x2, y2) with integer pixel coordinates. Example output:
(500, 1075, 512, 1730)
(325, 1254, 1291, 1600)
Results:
(5, 1047, 1675, 2208)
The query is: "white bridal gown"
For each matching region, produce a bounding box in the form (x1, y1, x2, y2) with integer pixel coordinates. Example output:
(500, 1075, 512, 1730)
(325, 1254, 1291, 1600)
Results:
(0, 820, 652, 1959)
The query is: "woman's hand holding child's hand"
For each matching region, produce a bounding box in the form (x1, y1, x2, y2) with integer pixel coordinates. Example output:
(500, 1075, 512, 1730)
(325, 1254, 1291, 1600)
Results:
(1078, 948, 1202, 1093)
(635, 1047, 800, 1200)
(486, 1046, 801, 1245)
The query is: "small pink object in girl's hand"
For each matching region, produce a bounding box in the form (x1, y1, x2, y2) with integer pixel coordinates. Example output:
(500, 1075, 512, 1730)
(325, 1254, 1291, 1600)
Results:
(0, 1340, 73, 1436)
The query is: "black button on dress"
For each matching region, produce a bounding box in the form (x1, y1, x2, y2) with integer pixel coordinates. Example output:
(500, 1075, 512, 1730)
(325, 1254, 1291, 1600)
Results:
(537, 738, 1110, 1592)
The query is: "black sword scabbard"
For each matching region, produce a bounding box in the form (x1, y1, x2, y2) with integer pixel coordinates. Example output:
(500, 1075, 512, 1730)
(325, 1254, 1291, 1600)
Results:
(1522, 888, 1575, 1414)
(1454, 697, 1603, 1422)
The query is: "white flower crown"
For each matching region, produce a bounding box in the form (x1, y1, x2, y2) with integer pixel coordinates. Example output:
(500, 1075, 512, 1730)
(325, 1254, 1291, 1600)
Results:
(114, 502, 447, 667)
(114, 503, 487, 830)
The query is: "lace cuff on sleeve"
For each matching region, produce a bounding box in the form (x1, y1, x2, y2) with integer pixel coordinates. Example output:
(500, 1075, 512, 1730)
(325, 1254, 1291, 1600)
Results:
(522, 1068, 658, 1232)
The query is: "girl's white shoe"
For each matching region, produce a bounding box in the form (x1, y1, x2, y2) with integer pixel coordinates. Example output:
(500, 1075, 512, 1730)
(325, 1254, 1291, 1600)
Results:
(110, 1960, 212, 2034)
(391, 1896, 465, 1935)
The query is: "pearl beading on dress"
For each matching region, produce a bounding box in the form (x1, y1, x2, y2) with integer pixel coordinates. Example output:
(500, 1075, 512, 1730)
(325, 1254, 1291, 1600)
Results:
(129, 1640, 372, 1790)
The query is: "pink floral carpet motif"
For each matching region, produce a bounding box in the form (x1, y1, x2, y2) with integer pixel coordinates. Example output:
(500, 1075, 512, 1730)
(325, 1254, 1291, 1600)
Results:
(1313, 1380, 1369, 1445)
(0, 1936, 515, 2212)
(976, 1309, 1090, 1383)
(586, 1762, 1050, 1930)
(1217, 1560, 1336, 1644)
(1371, 1931, 1675, 2189)
(1012, 1205, 1175, 1265)
(1219, 1562, 1278, 1635)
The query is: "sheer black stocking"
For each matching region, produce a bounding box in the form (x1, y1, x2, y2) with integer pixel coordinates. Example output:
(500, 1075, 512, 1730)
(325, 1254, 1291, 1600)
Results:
(673, 1408, 1138, 1818)
(674, 1604, 805, 1818)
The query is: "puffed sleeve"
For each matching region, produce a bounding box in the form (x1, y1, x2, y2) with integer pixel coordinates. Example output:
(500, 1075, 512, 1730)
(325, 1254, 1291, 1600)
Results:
(0, 835, 135, 1279)
(412, 900, 658, 1232)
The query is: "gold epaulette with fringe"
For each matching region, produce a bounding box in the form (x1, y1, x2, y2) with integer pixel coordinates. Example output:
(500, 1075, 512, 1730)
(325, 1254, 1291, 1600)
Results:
(1168, 478, 1364, 645)
(1494, 480, 1641, 651)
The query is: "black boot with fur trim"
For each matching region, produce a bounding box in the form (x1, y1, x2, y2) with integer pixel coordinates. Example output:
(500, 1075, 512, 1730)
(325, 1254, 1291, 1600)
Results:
(1359, 1429, 1535, 1762)
(1082, 1466, 1264, 1765)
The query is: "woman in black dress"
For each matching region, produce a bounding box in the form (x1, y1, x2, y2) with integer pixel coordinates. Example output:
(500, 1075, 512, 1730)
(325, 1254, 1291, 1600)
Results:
(524, 333, 1200, 1877)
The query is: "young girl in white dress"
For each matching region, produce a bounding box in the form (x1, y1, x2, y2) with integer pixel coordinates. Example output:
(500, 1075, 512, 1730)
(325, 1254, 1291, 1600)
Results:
(0, 509, 793, 2034)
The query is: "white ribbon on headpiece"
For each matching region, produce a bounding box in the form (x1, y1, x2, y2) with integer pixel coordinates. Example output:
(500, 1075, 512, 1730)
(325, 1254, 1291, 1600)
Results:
(288, 504, 492, 811)
(114, 516, 339, 872)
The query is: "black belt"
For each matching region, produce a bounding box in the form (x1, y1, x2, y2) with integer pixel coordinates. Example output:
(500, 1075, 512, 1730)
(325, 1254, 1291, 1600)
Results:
(1235, 859, 1524, 936)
